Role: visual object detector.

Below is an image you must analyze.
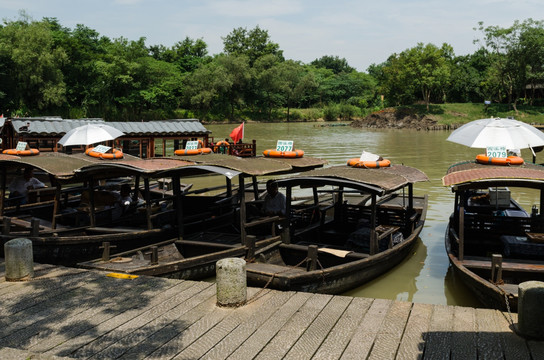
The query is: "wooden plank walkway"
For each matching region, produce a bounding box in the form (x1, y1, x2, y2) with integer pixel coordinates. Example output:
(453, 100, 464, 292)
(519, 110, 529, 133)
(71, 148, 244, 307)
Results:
(1, 260, 543, 359)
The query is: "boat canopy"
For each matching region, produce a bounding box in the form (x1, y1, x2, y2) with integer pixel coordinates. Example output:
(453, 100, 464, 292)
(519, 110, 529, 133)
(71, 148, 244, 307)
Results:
(278, 165, 429, 195)
(442, 161, 544, 190)
(171, 153, 327, 176)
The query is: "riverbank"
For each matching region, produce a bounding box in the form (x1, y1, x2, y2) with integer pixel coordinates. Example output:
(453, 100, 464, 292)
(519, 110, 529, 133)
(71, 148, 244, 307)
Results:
(204, 103, 544, 130)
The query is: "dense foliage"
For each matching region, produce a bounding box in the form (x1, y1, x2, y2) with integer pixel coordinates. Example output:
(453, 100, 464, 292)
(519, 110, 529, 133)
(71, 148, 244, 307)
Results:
(0, 13, 543, 121)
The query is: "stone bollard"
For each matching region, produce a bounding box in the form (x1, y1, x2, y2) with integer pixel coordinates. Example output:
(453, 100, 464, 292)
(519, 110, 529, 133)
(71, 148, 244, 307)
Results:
(216, 258, 246, 307)
(518, 281, 544, 339)
(4, 238, 34, 281)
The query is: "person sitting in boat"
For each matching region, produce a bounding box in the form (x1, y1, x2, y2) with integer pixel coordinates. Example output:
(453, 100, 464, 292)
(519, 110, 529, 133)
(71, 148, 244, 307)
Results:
(263, 180, 286, 216)
(8, 167, 45, 205)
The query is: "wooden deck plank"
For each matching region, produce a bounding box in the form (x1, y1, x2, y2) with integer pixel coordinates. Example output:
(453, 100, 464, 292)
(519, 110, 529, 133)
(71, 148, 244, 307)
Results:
(63, 280, 210, 359)
(254, 293, 333, 360)
(117, 286, 220, 360)
(283, 295, 353, 360)
(450, 306, 477, 360)
(41, 278, 203, 358)
(177, 289, 289, 360)
(1, 272, 162, 348)
(77, 281, 214, 359)
(227, 292, 313, 360)
(423, 304, 454, 360)
(368, 301, 413, 360)
(0, 269, 95, 315)
(147, 289, 275, 360)
(396, 302, 433, 359)
(340, 298, 393, 359)
(491, 310, 531, 360)
(1, 261, 542, 359)
(475, 308, 505, 359)
(201, 290, 293, 360)
(527, 339, 544, 360)
(32, 280, 208, 356)
(312, 297, 373, 360)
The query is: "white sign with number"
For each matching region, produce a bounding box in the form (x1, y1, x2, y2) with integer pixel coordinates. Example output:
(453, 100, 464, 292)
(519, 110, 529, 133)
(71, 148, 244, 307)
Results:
(93, 145, 111, 154)
(15, 141, 28, 151)
(185, 140, 199, 150)
(486, 146, 507, 158)
(276, 140, 293, 152)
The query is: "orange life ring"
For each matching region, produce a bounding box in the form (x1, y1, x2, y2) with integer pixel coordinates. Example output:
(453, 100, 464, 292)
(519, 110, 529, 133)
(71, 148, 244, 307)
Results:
(174, 147, 212, 156)
(475, 154, 524, 166)
(213, 141, 230, 152)
(347, 158, 391, 168)
(85, 147, 124, 159)
(263, 149, 305, 158)
(2, 148, 40, 156)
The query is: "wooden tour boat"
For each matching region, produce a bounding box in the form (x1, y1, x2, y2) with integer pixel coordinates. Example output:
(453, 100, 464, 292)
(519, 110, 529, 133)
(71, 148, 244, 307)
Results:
(443, 160, 544, 311)
(0, 152, 245, 265)
(245, 164, 429, 294)
(77, 154, 328, 279)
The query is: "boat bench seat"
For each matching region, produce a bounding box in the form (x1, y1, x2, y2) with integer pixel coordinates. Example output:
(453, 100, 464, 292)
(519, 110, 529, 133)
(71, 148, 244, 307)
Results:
(462, 256, 544, 273)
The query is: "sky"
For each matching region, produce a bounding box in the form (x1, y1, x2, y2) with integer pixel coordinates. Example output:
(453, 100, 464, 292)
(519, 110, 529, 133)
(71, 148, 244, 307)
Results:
(0, 0, 541, 71)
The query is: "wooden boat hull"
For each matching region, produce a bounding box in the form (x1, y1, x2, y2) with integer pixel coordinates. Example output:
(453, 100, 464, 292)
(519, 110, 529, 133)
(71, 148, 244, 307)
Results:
(78, 236, 282, 280)
(247, 222, 423, 294)
(0, 227, 176, 266)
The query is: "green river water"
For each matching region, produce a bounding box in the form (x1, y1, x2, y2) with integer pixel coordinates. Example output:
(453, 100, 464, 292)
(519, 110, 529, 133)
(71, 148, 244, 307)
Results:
(203, 122, 540, 308)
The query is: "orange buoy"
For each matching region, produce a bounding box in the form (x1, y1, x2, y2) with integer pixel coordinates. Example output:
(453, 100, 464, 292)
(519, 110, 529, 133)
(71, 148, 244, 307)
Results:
(174, 147, 213, 156)
(262, 149, 304, 158)
(2, 148, 40, 156)
(475, 154, 524, 166)
(85, 147, 124, 159)
(213, 141, 230, 153)
(347, 158, 391, 168)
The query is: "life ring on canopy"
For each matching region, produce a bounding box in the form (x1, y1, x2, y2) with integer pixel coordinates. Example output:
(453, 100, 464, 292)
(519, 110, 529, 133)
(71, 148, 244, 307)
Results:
(85, 147, 124, 159)
(2, 148, 40, 156)
(213, 141, 230, 153)
(174, 147, 213, 156)
(347, 158, 391, 168)
(263, 149, 304, 158)
(475, 154, 524, 166)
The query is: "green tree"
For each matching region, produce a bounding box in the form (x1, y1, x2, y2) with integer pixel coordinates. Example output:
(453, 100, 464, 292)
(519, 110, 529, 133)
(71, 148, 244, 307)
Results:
(276, 60, 318, 121)
(150, 36, 209, 73)
(475, 19, 544, 111)
(381, 43, 452, 110)
(222, 26, 283, 66)
(310, 55, 355, 74)
(0, 13, 67, 114)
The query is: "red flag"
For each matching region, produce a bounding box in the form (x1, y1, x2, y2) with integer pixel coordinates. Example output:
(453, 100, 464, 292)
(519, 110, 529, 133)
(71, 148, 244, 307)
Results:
(230, 122, 244, 143)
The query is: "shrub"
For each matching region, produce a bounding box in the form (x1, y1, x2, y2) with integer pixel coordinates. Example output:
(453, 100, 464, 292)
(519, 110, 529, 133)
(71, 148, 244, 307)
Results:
(323, 104, 340, 121)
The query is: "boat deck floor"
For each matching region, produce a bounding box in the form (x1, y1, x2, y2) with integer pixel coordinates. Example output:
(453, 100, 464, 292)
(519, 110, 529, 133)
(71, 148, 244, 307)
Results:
(246, 262, 306, 275)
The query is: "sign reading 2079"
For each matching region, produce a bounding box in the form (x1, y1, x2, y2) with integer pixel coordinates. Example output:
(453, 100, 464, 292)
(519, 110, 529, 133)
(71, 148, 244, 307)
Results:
(486, 146, 507, 158)
(276, 140, 294, 152)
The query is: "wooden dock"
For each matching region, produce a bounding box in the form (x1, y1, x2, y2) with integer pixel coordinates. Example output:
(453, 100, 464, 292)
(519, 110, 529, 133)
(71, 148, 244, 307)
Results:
(1, 260, 543, 359)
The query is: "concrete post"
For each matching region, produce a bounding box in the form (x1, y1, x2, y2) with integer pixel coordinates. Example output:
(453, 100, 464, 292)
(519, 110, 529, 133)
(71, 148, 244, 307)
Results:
(216, 258, 246, 307)
(518, 281, 544, 339)
(4, 238, 34, 281)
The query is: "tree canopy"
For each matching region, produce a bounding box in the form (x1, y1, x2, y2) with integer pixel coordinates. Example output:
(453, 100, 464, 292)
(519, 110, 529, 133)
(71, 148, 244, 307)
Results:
(1, 13, 543, 121)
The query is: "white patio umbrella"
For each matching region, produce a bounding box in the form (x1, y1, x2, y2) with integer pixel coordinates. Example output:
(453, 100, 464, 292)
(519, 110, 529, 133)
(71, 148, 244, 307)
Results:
(58, 124, 125, 146)
(446, 117, 544, 150)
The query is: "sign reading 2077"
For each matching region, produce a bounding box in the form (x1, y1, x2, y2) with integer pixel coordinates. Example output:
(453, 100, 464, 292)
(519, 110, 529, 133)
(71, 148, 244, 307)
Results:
(276, 140, 293, 152)
(486, 146, 507, 158)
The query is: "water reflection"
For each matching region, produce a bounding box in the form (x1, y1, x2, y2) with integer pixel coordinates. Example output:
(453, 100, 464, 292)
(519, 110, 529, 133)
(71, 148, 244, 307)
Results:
(343, 238, 427, 302)
(205, 122, 541, 307)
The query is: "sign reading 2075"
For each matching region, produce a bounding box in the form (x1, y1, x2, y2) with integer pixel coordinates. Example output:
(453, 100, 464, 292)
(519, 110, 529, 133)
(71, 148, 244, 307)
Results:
(276, 140, 293, 152)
